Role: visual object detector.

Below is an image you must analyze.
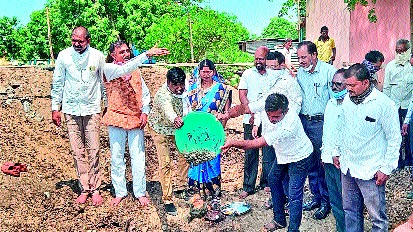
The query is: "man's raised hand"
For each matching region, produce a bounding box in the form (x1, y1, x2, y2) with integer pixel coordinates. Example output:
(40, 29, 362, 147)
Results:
(146, 47, 170, 57)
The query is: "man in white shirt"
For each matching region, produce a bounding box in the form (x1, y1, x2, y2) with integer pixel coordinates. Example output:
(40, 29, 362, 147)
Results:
(320, 68, 347, 230)
(51, 26, 168, 206)
(221, 93, 313, 232)
(266, 51, 291, 76)
(383, 39, 413, 169)
(335, 64, 401, 232)
(238, 46, 275, 198)
(51, 26, 106, 206)
(256, 51, 300, 198)
(278, 38, 297, 76)
(402, 56, 413, 199)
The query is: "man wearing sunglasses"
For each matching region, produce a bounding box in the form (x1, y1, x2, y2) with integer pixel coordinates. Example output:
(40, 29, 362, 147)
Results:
(321, 68, 347, 231)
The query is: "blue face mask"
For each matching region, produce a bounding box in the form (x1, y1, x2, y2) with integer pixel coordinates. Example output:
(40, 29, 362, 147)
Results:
(333, 89, 348, 100)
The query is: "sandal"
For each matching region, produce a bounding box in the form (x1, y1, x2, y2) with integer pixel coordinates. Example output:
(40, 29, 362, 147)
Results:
(14, 163, 28, 172)
(1, 162, 20, 177)
(264, 219, 286, 232)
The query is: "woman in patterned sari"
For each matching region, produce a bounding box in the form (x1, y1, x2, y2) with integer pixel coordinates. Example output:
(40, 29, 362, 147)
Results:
(187, 59, 231, 198)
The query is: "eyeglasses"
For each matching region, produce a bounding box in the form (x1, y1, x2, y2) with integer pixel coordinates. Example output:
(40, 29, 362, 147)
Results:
(331, 81, 344, 88)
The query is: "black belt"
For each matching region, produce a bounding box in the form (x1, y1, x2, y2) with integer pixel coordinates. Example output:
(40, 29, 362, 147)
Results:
(301, 114, 324, 121)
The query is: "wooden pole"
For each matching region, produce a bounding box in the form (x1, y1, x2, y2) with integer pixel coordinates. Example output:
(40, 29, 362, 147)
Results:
(46, 7, 55, 64)
(297, 0, 301, 42)
(188, 10, 195, 63)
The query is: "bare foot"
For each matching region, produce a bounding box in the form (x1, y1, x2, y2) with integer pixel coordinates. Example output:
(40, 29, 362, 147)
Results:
(110, 196, 125, 206)
(239, 191, 249, 199)
(76, 193, 89, 204)
(138, 196, 150, 207)
(91, 192, 103, 206)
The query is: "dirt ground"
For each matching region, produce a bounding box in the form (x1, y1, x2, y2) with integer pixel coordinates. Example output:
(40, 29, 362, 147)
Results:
(0, 66, 412, 231)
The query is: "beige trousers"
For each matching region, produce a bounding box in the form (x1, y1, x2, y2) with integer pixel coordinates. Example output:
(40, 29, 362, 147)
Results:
(149, 127, 189, 203)
(65, 114, 101, 193)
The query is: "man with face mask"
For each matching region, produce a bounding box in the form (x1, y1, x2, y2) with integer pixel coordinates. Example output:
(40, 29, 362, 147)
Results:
(336, 64, 401, 232)
(383, 39, 413, 169)
(237, 46, 276, 198)
(296, 41, 336, 220)
(321, 68, 347, 231)
(383, 39, 413, 170)
(362, 50, 385, 89)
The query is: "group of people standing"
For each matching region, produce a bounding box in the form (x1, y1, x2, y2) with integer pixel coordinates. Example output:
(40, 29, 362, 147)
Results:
(51, 26, 170, 207)
(51, 25, 412, 232)
(220, 30, 410, 231)
(51, 26, 232, 216)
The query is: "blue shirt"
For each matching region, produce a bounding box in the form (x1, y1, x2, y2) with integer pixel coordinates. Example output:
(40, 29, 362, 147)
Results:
(296, 60, 336, 116)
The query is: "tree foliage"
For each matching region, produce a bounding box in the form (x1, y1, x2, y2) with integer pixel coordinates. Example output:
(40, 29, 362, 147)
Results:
(278, 0, 306, 18)
(0, 16, 20, 60)
(143, 7, 252, 63)
(3, 0, 252, 63)
(262, 17, 298, 40)
(277, 0, 378, 23)
(344, 0, 377, 22)
(15, 10, 49, 61)
(45, 0, 184, 55)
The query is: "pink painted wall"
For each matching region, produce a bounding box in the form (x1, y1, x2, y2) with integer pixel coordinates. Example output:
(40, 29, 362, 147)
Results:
(306, 0, 410, 90)
(349, 0, 410, 63)
(349, 0, 410, 88)
(305, 0, 350, 68)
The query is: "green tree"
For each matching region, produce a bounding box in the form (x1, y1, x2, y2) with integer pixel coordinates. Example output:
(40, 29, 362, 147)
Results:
(14, 0, 252, 63)
(277, 0, 378, 23)
(0, 16, 20, 59)
(21, 0, 184, 59)
(344, 0, 377, 22)
(143, 7, 252, 63)
(278, 0, 306, 19)
(15, 10, 49, 61)
(262, 17, 298, 39)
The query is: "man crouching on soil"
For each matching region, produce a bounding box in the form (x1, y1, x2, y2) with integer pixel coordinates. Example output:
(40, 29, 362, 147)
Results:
(148, 67, 191, 216)
(221, 93, 314, 231)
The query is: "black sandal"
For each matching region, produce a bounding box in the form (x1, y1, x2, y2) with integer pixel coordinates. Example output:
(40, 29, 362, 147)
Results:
(264, 219, 286, 231)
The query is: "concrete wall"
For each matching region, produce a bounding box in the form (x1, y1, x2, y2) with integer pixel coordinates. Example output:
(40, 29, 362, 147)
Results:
(306, 0, 350, 68)
(349, 0, 410, 63)
(349, 0, 410, 88)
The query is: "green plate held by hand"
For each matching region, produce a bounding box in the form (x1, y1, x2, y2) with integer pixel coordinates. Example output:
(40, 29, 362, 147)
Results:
(175, 112, 225, 164)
